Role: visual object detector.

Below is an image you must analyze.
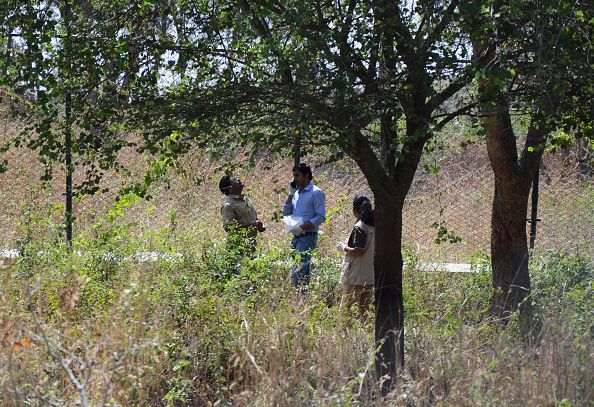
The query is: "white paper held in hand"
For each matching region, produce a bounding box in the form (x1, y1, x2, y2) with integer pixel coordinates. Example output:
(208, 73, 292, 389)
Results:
(283, 215, 304, 235)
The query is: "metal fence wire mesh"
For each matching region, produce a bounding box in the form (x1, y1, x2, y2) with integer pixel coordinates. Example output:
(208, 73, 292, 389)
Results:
(1, 115, 593, 262)
(403, 145, 594, 262)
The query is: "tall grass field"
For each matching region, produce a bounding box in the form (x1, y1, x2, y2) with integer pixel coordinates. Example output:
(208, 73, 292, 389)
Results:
(0, 193, 592, 405)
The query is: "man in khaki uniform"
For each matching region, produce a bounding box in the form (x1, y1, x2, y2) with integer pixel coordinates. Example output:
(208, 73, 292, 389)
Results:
(219, 175, 265, 253)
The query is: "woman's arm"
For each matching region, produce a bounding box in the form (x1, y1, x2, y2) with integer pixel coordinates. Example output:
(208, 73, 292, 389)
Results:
(344, 246, 366, 257)
(343, 225, 367, 257)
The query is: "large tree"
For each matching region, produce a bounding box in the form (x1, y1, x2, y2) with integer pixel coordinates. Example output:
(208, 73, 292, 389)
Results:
(7, 0, 589, 393)
(469, 0, 593, 325)
(122, 0, 485, 392)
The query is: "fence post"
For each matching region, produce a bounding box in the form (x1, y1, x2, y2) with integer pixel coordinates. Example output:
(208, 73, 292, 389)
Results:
(528, 160, 541, 250)
(63, 2, 73, 245)
(65, 93, 73, 245)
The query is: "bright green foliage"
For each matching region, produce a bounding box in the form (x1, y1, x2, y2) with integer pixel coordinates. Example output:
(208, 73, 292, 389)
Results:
(531, 251, 594, 339)
(466, 0, 593, 148)
(0, 0, 185, 195)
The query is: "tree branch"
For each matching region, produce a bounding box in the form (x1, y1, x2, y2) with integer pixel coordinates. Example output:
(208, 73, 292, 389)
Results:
(422, 0, 460, 50)
(237, 0, 294, 85)
(427, 67, 475, 114)
(433, 101, 479, 132)
(349, 128, 394, 198)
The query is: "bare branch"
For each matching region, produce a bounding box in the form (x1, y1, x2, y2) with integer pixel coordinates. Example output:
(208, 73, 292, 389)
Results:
(422, 0, 461, 50)
(27, 289, 89, 407)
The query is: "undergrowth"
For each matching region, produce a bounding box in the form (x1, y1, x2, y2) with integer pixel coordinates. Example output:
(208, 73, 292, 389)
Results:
(0, 199, 592, 406)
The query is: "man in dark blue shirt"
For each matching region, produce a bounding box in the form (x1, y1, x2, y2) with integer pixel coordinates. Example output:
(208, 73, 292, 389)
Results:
(283, 163, 326, 287)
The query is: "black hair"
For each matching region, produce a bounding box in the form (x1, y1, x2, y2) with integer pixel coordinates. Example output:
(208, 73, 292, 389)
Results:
(353, 194, 374, 226)
(219, 175, 232, 195)
(292, 163, 313, 181)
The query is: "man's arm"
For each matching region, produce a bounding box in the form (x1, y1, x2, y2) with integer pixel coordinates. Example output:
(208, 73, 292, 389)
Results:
(310, 188, 326, 226)
(282, 200, 293, 216)
(283, 182, 298, 216)
(221, 203, 236, 232)
(247, 199, 266, 232)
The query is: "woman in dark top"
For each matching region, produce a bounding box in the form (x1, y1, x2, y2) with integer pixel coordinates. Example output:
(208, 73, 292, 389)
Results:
(337, 195, 375, 318)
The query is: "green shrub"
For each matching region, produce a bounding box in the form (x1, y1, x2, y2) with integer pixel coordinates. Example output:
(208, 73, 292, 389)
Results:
(2, 199, 593, 406)
(531, 251, 594, 339)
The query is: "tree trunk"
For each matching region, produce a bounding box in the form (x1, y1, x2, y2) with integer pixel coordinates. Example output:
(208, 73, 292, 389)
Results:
(474, 38, 546, 330)
(349, 120, 428, 395)
(350, 121, 426, 394)
(481, 99, 544, 330)
(373, 195, 404, 395)
(490, 180, 532, 321)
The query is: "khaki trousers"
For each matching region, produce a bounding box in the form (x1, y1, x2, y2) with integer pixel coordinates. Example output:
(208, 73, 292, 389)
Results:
(340, 283, 373, 318)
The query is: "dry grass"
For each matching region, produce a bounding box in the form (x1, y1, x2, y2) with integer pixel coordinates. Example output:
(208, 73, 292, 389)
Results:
(0, 211, 592, 405)
(1, 110, 592, 406)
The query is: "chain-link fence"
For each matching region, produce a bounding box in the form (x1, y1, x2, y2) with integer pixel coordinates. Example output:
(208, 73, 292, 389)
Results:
(1, 110, 593, 262)
(403, 143, 594, 262)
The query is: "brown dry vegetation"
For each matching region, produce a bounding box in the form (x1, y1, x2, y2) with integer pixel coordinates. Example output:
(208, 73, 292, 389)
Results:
(1, 125, 592, 262)
(0, 111, 592, 406)
(1, 238, 592, 405)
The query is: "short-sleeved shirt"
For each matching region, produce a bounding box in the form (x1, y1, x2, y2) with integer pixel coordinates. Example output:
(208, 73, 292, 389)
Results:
(347, 226, 367, 249)
(221, 195, 258, 237)
(340, 220, 375, 285)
